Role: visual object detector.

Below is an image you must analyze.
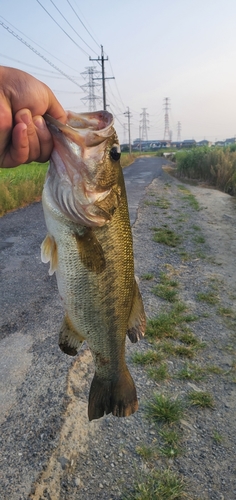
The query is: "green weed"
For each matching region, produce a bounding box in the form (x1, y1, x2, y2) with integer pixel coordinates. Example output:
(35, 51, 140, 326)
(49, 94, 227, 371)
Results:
(152, 226, 181, 247)
(122, 469, 185, 500)
(141, 273, 154, 280)
(188, 390, 215, 409)
(0, 162, 48, 216)
(148, 363, 169, 381)
(177, 363, 205, 381)
(146, 394, 184, 425)
(152, 284, 178, 302)
(197, 291, 219, 305)
(132, 350, 163, 365)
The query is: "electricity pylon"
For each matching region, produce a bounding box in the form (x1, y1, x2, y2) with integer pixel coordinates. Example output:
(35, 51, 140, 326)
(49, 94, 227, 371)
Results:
(140, 108, 149, 141)
(163, 97, 170, 141)
(80, 66, 101, 111)
(177, 121, 181, 142)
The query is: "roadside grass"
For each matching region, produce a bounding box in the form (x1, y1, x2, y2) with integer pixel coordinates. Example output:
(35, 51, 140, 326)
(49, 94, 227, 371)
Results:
(0, 153, 136, 216)
(152, 225, 181, 247)
(177, 363, 223, 381)
(177, 185, 200, 211)
(148, 363, 169, 381)
(122, 469, 186, 500)
(146, 302, 198, 341)
(152, 272, 179, 303)
(0, 162, 48, 216)
(177, 363, 206, 381)
(196, 291, 219, 305)
(212, 431, 223, 444)
(145, 197, 170, 209)
(188, 390, 215, 409)
(141, 273, 154, 280)
(146, 394, 184, 425)
(132, 350, 163, 365)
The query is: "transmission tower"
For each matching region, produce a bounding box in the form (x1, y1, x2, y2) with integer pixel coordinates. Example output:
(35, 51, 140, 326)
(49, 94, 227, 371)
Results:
(140, 108, 149, 141)
(177, 121, 181, 142)
(80, 66, 101, 111)
(163, 97, 170, 141)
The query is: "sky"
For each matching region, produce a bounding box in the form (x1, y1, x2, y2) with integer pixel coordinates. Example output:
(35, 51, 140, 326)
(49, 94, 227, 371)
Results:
(1, 0, 236, 143)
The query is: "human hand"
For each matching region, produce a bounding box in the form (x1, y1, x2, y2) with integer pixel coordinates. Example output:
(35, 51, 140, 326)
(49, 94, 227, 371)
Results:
(0, 66, 67, 168)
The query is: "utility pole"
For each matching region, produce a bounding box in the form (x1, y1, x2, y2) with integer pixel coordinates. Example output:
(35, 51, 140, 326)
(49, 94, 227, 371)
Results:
(80, 66, 101, 111)
(163, 97, 170, 141)
(177, 121, 181, 142)
(124, 107, 132, 154)
(140, 108, 149, 141)
(90, 45, 114, 110)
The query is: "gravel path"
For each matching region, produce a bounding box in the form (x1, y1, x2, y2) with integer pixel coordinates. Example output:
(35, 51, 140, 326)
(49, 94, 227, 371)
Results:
(1, 168, 236, 499)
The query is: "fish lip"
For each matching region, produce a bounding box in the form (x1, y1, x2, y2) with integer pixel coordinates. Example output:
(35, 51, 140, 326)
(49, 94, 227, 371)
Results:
(45, 111, 114, 133)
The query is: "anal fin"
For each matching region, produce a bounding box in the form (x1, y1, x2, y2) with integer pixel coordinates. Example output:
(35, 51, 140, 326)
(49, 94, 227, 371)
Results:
(127, 279, 146, 343)
(59, 315, 85, 356)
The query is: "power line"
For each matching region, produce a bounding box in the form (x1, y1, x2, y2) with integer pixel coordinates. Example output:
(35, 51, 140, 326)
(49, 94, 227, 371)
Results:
(48, 0, 98, 55)
(0, 20, 82, 88)
(108, 58, 126, 110)
(0, 53, 55, 73)
(35, 0, 90, 56)
(66, 0, 100, 48)
(0, 15, 80, 72)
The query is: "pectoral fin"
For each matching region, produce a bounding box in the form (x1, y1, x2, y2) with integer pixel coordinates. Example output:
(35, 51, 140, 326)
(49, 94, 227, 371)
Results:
(127, 279, 146, 343)
(41, 234, 58, 275)
(74, 228, 106, 274)
(59, 315, 85, 356)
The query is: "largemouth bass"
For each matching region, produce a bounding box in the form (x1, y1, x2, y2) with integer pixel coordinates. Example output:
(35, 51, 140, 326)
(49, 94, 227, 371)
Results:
(41, 110, 146, 421)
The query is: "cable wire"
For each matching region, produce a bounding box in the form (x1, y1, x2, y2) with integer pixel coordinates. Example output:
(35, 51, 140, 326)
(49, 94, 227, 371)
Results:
(48, 0, 98, 55)
(35, 0, 90, 56)
(66, 0, 101, 48)
(0, 15, 80, 73)
(0, 20, 82, 87)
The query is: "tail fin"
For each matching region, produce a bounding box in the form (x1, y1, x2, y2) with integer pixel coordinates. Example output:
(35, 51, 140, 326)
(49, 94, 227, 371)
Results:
(88, 368, 138, 421)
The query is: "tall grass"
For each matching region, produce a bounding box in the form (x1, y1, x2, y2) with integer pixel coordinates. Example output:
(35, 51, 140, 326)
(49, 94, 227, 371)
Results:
(0, 162, 48, 216)
(0, 153, 139, 217)
(176, 147, 236, 194)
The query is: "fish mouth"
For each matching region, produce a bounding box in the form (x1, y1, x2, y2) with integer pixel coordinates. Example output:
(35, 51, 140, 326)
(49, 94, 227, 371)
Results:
(44, 110, 118, 227)
(45, 110, 114, 147)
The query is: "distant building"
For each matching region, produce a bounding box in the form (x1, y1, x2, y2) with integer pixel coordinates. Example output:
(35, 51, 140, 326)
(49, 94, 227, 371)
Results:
(171, 141, 182, 148)
(132, 139, 171, 150)
(197, 140, 212, 147)
(225, 137, 236, 145)
(182, 139, 196, 148)
(215, 141, 225, 147)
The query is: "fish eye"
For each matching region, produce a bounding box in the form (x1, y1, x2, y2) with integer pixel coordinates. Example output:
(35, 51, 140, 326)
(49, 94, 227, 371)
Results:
(110, 145, 121, 161)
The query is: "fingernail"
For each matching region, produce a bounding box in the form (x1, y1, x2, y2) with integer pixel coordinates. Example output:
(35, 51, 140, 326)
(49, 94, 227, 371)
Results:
(20, 113, 31, 125)
(34, 117, 46, 130)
